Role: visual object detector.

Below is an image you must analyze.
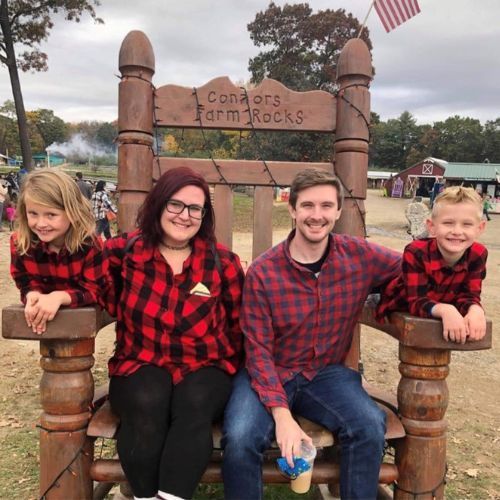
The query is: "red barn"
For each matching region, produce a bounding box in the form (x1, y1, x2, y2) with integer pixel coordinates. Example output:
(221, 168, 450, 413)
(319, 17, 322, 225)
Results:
(385, 157, 446, 198)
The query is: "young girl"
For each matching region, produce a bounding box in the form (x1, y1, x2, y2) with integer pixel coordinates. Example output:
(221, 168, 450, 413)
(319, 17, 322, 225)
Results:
(10, 169, 105, 335)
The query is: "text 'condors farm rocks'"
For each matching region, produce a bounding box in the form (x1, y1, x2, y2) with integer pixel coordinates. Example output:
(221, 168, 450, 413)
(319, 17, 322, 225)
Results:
(196, 90, 304, 125)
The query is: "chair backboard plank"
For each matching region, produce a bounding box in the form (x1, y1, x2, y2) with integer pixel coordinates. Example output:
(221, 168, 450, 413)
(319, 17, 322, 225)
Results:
(155, 77, 336, 132)
(213, 184, 234, 248)
(252, 187, 274, 260)
(158, 157, 333, 186)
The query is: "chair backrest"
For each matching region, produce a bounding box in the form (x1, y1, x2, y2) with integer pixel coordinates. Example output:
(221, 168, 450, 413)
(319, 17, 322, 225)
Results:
(116, 30, 373, 368)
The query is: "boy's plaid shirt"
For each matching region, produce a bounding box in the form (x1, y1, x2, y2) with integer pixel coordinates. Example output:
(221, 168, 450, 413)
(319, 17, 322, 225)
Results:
(376, 238, 487, 321)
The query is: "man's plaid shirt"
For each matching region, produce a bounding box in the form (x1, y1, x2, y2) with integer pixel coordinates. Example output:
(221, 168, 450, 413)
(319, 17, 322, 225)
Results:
(376, 238, 487, 321)
(241, 230, 401, 409)
(10, 233, 105, 306)
(103, 232, 245, 384)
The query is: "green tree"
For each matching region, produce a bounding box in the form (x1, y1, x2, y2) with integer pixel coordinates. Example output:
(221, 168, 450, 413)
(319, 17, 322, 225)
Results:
(0, 99, 20, 156)
(95, 121, 117, 151)
(31, 108, 68, 149)
(248, 2, 372, 92)
(370, 112, 421, 169)
(482, 118, 500, 163)
(0, 0, 103, 171)
(25, 110, 45, 153)
(246, 3, 370, 162)
(432, 116, 484, 162)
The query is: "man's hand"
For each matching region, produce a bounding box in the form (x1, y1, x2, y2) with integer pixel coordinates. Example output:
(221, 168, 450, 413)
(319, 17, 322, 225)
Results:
(271, 407, 313, 468)
(27, 291, 71, 334)
(431, 303, 468, 344)
(464, 304, 486, 341)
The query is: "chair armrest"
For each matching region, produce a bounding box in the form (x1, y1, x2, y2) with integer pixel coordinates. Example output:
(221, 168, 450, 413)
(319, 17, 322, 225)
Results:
(1, 304, 113, 341)
(360, 304, 492, 351)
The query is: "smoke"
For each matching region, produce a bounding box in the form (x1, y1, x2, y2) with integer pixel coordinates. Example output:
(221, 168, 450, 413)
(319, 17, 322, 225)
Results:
(47, 134, 116, 162)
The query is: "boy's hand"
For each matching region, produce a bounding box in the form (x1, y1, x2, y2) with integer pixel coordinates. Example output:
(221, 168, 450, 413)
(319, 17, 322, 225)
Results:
(29, 291, 71, 334)
(431, 303, 468, 344)
(464, 304, 486, 341)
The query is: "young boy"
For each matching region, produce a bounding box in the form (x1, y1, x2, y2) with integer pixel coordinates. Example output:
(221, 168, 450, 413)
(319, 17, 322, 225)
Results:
(376, 186, 487, 344)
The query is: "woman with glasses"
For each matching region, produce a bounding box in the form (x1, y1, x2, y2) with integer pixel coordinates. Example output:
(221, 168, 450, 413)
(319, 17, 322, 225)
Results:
(102, 167, 245, 500)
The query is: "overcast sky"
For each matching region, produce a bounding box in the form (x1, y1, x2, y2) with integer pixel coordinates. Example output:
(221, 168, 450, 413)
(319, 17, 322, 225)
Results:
(1, 0, 498, 125)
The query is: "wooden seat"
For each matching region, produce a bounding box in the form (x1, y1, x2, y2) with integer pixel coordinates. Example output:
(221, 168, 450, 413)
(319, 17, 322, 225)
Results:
(87, 393, 404, 487)
(87, 392, 405, 445)
(0, 29, 494, 500)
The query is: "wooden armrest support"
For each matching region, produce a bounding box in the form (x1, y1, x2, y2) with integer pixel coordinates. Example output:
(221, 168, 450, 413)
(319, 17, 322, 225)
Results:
(1, 304, 114, 341)
(360, 304, 492, 351)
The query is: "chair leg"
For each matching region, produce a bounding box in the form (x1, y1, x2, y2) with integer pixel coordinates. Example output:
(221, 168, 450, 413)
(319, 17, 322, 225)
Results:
(318, 483, 340, 499)
(116, 482, 134, 499)
(93, 481, 115, 500)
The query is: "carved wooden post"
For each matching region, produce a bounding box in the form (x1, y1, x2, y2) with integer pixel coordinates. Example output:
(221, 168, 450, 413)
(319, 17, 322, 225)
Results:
(334, 39, 372, 371)
(118, 30, 155, 232)
(335, 38, 372, 239)
(395, 346, 449, 499)
(2, 306, 100, 500)
(39, 338, 95, 499)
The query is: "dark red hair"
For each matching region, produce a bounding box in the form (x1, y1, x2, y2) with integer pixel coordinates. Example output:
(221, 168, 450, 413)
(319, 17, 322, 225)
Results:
(137, 167, 215, 246)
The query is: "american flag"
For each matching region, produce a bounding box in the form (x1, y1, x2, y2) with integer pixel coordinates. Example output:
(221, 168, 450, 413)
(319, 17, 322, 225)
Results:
(374, 0, 421, 32)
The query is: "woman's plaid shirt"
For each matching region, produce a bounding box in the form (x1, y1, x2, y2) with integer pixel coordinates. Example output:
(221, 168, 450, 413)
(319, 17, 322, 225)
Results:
(10, 233, 105, 306)
(376, 238, 487, 321)
(103, 232, 245, 384)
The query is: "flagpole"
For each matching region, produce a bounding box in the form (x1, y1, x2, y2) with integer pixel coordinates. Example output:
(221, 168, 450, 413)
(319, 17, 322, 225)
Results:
(358, 0, 375, 38)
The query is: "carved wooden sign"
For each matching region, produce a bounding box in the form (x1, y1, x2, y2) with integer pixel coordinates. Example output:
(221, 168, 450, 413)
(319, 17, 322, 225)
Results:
(155, 77, 336, 132)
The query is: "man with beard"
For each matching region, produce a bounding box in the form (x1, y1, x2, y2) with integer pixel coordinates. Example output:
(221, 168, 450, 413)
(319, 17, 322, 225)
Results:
(222, 169, 401, 500)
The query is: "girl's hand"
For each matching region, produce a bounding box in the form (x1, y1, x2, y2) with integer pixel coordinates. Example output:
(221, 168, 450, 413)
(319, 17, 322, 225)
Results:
(24, 291, 42, 328)
(29, 291, 71, 334)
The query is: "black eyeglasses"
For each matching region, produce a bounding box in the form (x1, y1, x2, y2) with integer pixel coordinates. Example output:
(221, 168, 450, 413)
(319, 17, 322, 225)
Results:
(165, 199, 206, 220)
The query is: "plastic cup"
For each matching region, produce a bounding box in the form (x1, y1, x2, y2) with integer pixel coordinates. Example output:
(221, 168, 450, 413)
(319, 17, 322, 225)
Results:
(290, 441, 317, 494)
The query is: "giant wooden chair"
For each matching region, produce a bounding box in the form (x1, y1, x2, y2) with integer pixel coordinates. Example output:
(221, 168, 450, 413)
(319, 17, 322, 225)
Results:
(2, 31, 492, 500)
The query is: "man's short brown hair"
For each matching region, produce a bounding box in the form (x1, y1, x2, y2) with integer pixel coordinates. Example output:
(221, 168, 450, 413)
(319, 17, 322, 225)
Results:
(289, 169, 344, 209)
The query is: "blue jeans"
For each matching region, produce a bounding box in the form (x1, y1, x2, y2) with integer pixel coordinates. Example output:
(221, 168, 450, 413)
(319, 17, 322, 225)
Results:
(222, 367, 386, 500)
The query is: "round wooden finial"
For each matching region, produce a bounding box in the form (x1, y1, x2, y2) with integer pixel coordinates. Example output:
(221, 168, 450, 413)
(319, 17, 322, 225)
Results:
(336, 38, 372, 81)
(119, 30, 155, 76)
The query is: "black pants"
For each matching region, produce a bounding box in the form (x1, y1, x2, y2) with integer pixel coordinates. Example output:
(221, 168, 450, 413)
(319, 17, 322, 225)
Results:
(109, 365, 232, 498)
(96, 217, 112, 239)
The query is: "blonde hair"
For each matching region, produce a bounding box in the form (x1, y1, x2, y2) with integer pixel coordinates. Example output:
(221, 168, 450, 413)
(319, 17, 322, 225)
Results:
(15, 168, 96, 255)
(432, 186, 483, 219)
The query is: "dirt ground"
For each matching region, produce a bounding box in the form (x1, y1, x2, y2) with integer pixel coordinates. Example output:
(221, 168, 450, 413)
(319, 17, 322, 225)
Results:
(0, 190, 499, 499)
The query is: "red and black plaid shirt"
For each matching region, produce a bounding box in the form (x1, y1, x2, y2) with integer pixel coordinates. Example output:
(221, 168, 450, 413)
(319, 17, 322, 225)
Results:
(103, 232, 245, 384)
(10, 233, 105, 306)
(241, 230, 401, 409)
(376, 238, 487, 322)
